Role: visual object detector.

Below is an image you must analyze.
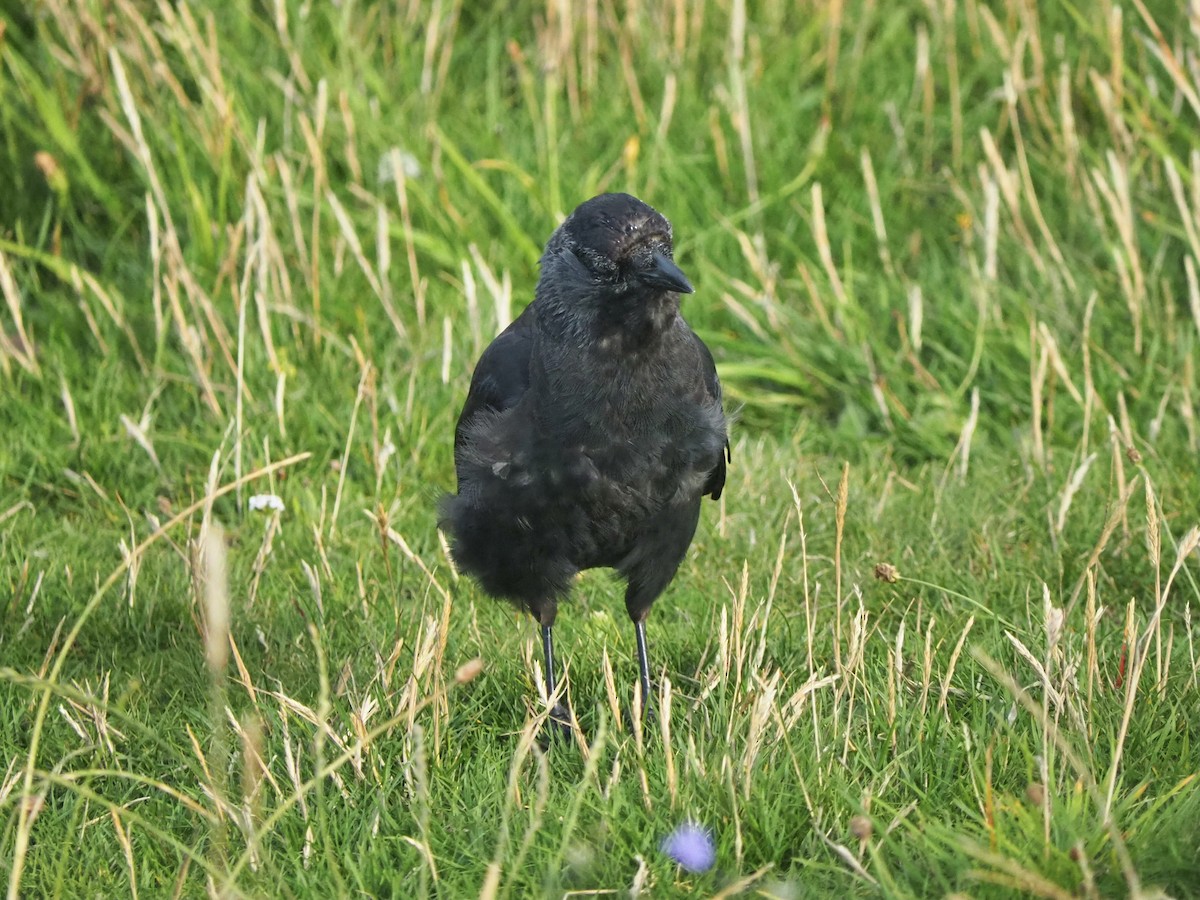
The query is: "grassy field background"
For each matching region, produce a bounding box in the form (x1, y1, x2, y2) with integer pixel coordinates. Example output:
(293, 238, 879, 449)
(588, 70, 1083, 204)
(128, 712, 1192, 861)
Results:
(2, 0, 1199, 896)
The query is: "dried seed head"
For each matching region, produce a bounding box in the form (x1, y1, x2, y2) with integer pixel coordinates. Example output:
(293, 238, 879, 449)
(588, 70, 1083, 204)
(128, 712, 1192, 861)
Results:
(849, 815, 873, 840)
(1026, 782, 1045, 805)
(454, 657, 484, 684)
(34, 151, 68, 195)
(201, 521, 230, 673)
(874, 563, 900, 584)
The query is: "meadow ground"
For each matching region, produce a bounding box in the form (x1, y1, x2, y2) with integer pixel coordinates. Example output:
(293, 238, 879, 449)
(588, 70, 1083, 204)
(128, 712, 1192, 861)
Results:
(2, 1, 1199, 897)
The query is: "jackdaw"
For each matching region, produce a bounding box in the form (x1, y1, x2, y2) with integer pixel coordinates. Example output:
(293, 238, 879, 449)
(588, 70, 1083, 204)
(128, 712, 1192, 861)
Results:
(443, 192, 729, 735)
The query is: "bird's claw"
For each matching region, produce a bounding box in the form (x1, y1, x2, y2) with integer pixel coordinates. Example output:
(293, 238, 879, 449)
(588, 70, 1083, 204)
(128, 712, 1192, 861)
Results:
(540, 703, 575, 747)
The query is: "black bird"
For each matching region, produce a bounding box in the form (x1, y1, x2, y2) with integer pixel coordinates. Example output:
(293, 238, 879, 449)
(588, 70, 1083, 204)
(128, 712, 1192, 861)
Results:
(443, 193, 728, 735)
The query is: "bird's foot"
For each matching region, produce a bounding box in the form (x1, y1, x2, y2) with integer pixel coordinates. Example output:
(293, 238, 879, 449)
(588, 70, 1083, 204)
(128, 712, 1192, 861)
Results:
(539, 702, 575, 747)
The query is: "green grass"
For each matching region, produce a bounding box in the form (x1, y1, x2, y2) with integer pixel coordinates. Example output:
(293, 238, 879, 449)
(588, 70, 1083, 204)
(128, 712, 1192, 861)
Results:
(2, 0, 1199, 896)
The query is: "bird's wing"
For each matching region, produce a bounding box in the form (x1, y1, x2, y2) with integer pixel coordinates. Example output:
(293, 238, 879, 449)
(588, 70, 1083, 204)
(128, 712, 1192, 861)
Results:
(693, 332, 730, 501)
(454, 304, 536, 452)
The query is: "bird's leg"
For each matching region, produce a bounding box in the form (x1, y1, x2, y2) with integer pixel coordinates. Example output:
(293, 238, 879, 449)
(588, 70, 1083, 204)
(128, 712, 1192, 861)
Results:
(541, 621, 559, 699)
(634, 618, 655, 722)
(540, 621, 573, 740)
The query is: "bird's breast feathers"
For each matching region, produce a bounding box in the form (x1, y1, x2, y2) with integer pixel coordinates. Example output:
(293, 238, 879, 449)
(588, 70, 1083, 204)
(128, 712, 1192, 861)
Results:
(472, 400, 723, 509)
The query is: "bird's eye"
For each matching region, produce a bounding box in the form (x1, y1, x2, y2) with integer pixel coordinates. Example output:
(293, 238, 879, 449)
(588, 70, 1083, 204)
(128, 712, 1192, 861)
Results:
(570, 246, 618, 282)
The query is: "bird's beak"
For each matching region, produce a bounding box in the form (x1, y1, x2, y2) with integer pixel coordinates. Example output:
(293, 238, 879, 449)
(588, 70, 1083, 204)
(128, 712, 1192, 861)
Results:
(640, 251, 694, 294)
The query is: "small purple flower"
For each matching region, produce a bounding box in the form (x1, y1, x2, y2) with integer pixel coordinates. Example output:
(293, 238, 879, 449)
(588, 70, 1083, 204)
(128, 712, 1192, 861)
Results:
(661, 821, 715, 873)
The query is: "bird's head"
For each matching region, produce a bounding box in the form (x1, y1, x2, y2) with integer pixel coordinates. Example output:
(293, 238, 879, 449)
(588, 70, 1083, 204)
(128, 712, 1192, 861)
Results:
(536, 194, 694, 339)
